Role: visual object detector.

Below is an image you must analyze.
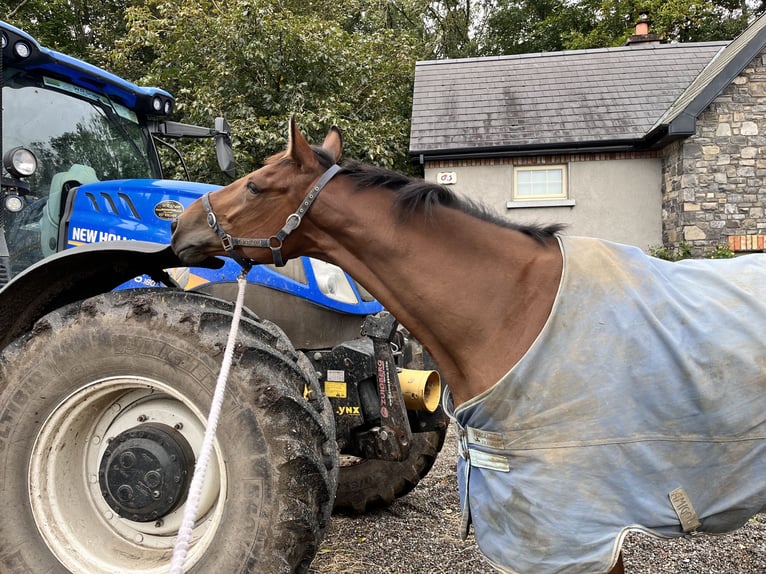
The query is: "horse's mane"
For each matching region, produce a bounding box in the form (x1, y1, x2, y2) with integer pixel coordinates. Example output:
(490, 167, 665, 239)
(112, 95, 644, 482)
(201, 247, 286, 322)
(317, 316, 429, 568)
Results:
(313, 146, 564, 243)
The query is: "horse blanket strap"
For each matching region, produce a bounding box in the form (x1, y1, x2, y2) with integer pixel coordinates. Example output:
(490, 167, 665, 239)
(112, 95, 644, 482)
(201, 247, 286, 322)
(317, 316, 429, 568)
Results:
(443, 235, 766, 574)
(203, 163, 342, 268)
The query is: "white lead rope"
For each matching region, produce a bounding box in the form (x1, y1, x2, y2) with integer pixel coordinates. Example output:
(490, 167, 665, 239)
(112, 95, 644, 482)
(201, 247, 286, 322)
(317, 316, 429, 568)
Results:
(170, 273, 248, 573)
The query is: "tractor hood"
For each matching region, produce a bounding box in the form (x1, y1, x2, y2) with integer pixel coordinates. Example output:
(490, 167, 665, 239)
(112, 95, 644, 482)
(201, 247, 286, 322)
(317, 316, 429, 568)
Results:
(65, 179, 221, 248)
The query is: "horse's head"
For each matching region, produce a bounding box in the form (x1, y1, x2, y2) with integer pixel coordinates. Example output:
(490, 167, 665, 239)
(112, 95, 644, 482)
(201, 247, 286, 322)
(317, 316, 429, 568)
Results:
(171, 116, 342, 268)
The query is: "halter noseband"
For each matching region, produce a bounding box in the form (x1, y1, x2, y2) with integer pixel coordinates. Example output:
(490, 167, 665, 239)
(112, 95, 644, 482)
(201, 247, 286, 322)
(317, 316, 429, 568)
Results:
(202, 163, 342, 271)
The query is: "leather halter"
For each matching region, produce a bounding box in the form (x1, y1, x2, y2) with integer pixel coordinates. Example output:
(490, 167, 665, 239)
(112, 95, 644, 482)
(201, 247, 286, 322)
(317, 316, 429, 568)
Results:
(202, 163, 342, 271)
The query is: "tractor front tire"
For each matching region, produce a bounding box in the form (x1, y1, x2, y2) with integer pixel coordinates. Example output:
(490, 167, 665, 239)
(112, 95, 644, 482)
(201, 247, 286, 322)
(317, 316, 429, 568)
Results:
(0, 289, 337, 574)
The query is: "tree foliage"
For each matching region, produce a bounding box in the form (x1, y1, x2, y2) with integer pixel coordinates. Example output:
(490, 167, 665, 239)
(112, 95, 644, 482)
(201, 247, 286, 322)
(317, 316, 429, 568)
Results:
(0, 0, 133, 59)
(482, 0, 589, 55)
(563, 0, 766, 49)
(102, 0, 425, 181)
(481, 0, 766, 54)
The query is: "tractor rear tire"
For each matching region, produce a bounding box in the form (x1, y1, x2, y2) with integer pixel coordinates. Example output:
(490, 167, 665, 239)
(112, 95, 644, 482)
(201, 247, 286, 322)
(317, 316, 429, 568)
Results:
(0, 289, 338, 574)
(332, 341, 447, 514)
(333, 428, 446, 514)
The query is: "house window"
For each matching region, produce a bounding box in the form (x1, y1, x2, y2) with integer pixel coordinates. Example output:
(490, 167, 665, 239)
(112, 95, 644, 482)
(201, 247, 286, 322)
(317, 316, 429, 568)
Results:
(508, 165, 575, 208)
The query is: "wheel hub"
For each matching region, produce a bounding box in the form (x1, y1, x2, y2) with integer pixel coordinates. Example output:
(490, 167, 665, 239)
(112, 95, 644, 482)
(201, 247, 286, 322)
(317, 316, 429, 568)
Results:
(98, 423, 195, 522)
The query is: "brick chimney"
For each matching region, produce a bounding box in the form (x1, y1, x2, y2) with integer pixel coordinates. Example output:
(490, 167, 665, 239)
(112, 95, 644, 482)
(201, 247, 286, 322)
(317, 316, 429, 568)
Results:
(625, 12, 663, 46)
(635, 13, 650, 35)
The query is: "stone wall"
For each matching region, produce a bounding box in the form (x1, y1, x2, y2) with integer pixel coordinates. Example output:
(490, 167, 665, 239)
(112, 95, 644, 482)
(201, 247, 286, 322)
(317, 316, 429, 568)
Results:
(661, 50, 766, 255)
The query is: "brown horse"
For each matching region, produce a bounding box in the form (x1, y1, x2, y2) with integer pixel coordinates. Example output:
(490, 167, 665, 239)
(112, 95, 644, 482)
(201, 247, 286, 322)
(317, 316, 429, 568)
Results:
(172, 117, 766, 574)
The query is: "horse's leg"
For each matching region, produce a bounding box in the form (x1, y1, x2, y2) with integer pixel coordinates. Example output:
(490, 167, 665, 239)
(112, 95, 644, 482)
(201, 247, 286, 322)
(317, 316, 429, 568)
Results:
(608, 552, 625, 574)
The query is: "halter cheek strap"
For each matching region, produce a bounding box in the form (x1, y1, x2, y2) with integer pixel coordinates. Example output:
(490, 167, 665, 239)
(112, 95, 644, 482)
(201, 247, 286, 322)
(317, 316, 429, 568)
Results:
(202, 163, 342, 270)
(202, 193, 257, 272)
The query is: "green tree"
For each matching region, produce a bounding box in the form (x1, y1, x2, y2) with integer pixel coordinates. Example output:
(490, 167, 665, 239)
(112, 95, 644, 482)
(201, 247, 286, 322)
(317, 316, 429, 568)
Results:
(650, 0, 765, 42)
(1, 0, 133, 62)
(422, 0, 480, 58)
(105, 0, 424, 181)
(481, 0, 594, 55)
(479, 0, 766, 54)
(562, 0, 766, 49)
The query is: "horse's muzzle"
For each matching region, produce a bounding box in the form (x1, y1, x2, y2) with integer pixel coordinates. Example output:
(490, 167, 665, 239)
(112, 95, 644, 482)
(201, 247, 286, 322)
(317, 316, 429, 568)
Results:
(170, 219, 211, 265)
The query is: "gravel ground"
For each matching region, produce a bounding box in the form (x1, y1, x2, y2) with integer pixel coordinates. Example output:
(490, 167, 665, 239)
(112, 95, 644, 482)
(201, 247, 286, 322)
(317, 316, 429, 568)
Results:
(309, 426, 766, 574)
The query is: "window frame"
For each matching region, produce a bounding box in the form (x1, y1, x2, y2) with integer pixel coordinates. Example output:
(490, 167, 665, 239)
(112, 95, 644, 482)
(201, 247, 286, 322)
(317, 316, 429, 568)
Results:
(507, 164, 575, 208)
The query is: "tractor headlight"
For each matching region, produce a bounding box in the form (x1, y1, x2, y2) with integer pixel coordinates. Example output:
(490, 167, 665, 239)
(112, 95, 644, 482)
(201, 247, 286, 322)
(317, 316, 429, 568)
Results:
(3, 194, 24, 213)
(3, 147, 37, 178)
(309, 259, 358, 304)
(152, 96, 164, 113)
(13, 40, 31, 59)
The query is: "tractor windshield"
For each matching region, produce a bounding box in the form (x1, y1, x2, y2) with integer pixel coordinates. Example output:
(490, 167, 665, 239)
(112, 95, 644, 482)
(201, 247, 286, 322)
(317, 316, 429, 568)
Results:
(2, 73, 161, 194)
(1, 73, 162, 276)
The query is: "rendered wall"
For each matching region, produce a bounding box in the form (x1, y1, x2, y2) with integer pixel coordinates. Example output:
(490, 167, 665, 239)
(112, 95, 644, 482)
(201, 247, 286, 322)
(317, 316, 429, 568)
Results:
(424, 155, 662, 251)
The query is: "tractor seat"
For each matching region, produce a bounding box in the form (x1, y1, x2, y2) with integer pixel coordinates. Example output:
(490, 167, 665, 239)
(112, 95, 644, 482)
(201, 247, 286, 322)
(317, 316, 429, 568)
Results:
(40, 164, 99, 256)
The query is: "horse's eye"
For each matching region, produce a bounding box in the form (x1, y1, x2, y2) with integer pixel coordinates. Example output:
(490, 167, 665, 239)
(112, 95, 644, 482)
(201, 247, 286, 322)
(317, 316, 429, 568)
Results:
(246, 181, 260, 195)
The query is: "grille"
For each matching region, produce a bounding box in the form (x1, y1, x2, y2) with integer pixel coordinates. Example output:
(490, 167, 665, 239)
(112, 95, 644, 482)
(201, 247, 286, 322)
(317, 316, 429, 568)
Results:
(0, 256, 11, 288)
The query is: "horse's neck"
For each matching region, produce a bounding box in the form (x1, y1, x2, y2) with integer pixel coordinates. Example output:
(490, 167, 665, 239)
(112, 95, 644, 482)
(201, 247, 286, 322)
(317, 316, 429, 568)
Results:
(308, 188, 563, 405)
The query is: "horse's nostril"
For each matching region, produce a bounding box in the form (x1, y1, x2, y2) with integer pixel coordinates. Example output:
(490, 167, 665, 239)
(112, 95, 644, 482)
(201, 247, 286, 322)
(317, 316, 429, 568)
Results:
(170, 219, 177, 233)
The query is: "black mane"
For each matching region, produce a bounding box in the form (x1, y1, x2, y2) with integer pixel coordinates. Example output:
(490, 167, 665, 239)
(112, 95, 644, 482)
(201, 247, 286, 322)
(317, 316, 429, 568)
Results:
(312, 146, 564, 243)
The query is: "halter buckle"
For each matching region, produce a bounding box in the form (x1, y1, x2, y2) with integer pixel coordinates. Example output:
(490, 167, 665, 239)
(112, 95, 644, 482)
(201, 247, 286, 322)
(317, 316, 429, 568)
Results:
(283, 213, 301, 233)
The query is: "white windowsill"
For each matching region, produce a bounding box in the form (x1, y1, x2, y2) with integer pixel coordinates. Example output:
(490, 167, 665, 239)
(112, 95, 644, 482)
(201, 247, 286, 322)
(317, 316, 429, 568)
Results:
(506, 199, 576, 209)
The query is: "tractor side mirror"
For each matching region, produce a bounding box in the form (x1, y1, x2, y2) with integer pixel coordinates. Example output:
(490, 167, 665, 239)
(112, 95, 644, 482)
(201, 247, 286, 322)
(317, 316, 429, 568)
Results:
(214, 117, 235, 180)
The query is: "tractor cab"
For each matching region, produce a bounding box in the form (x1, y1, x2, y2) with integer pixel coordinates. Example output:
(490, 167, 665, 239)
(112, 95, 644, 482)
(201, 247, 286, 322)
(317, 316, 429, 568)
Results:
(1, 22, 164, 281)
(0, 20, 232, 286)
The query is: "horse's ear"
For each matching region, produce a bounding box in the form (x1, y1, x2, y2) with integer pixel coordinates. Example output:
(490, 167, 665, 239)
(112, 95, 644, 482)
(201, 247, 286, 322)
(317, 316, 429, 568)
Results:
(322, 126, 343, 163)
(285, 115, 315, 167)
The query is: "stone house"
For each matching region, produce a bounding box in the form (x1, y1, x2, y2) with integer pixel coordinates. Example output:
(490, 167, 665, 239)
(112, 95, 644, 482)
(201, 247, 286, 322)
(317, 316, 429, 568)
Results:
(409, 13, 766, 255)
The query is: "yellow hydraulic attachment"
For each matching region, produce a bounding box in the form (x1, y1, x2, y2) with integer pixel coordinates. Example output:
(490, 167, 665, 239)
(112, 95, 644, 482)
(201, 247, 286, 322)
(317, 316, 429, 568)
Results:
(398, 369, 442, 413)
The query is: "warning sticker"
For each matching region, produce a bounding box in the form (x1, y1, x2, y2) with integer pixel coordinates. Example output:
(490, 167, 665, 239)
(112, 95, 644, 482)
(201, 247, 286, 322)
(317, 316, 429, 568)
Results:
(324, 381, 347, 398)
(324, 381, 346, 399)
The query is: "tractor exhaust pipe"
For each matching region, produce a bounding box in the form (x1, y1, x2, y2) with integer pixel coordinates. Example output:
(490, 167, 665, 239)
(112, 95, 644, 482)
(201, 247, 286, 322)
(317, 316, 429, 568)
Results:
(398, 369, 442, 413)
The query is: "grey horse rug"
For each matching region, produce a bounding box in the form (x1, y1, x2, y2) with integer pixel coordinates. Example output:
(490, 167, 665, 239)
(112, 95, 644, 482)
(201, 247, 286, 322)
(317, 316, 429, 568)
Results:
(444, 235, 766, 574)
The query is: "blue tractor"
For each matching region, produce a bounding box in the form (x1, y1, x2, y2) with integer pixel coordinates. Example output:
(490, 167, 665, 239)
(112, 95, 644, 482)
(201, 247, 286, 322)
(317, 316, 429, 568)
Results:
(0, 21, 446, 573)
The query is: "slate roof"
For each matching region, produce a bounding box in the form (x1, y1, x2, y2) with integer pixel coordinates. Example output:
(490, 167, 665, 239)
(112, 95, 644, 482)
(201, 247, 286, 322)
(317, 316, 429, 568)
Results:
(410, 42, 726, 158)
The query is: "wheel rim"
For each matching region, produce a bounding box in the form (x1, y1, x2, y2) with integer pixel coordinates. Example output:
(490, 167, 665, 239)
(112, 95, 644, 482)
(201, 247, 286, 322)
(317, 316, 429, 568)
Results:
(29, 376, 226, 573)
